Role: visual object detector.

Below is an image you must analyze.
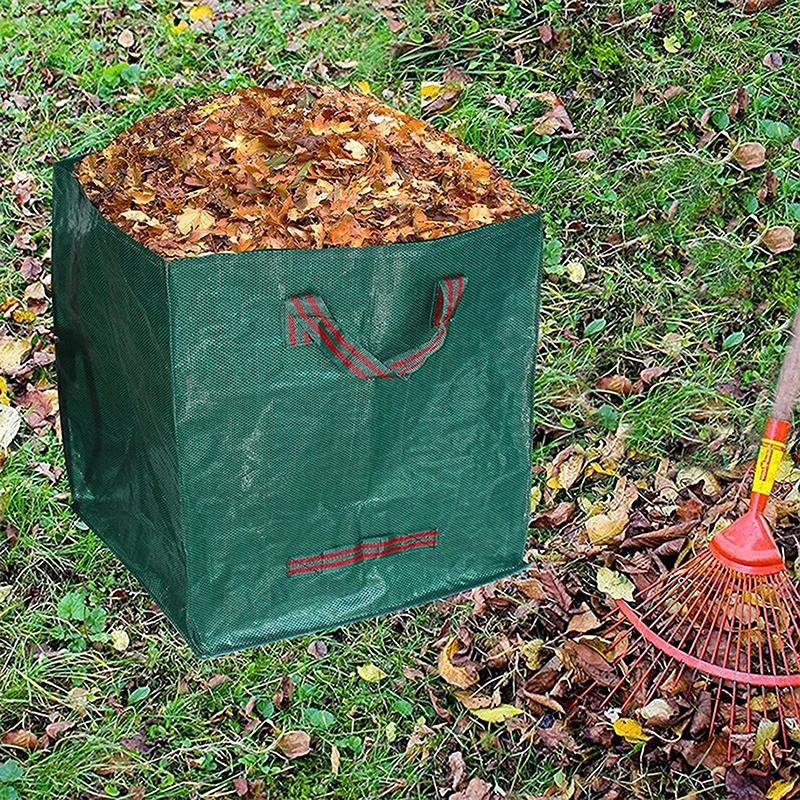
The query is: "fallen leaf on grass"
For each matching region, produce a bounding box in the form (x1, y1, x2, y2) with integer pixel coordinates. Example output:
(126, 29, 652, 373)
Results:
(453, 690, 494, 710)
(753, 718, 779, 760)
(732, 142, 766, 170)
(188, 4, 214, 21)
(1, 729, 40, 750)
(637, 698, 677, 727)
(596, 374, 633, 395)
(0, 405, 21, 448)
(571, 148, 595, 162)
(531, 92, 574, 135)
(448, 750, 467, 790)
(740, 0, 783, 11)
(470, 704, 523, 723)
(763, 52, 783, 70)
(0, 337, 30, 373)
(728, 87, 750, 120)
(596, 567, 635, 602)
(760, 226, 795, 254)
(530, 501, 575, 528)
(767, 779, 796, 800)
(613, 717, 651, 743)
(451, 777, 493, 800)
(357, 663, 388, 682)
(276, 730, 311, 758)
(584, 476, 638, 545)
(118, 29, 134, 48)
(109, 628, 130, 652)
(438, 636, 479, 689)
(566, 607, 601, 634)
(565, 260, 585, 283)
(330, 743, 340, 776)
(44, 720, 75, 739)
(308, 640, 328, 658)
(546, 446, 585, 491)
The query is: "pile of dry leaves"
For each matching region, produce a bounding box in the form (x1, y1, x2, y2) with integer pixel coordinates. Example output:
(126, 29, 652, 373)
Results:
(75, 82, 534, 259)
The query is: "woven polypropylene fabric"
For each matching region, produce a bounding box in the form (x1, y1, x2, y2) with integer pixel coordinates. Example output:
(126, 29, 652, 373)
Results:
(52, 154, 543, 656)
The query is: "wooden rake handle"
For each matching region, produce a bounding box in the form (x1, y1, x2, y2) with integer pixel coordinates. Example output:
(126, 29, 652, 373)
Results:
(771, 304, 800, 422)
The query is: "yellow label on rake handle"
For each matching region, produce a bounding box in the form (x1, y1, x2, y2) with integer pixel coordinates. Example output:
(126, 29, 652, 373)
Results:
(752, 438, 785, 496)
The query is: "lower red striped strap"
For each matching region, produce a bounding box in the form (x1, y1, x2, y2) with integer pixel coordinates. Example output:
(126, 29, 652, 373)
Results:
(285, 277, 465, 379)
(288, 530, 439, 575)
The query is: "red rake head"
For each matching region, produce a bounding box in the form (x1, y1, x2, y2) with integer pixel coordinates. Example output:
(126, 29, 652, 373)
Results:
(591, 522, 800, 752)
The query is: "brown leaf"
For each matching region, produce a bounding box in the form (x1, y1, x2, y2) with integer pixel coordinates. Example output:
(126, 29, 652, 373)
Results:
(741, 0, 782, 12)
(530, 501, 575, 528)
(205, 674, 231, 690)
(756, 170, 777, 204)
(273, 674, 294, 709)
(732, 141, 766, 170)
(726, 769, 768, 800)
(307, 640, 328, 658)
(728, 87, 750, 120)
(45, 720, 75, 739)
(560, 641, 617, 687)
(760, 225, 795, 254)
(448, 750, 467, 790)
(120, 733, 157, 754)
(453, 690, 494, 710)
(2, 729, 40, 750)
(118, 29, 135, 48)
(571, 148, 596, 162)
(451, 777, 493, 800)
(531, 92, 574, 135)
(763, 51, 783, 70)
(566, 606, 601, 634)
(438, 636, 480, 689)
(596, 374, 633, 395)
(276, 730, 311, 758)
(234, 777, 249, 797)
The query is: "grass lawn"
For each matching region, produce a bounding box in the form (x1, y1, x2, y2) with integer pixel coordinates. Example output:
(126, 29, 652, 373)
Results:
(0, 0, 799, 798)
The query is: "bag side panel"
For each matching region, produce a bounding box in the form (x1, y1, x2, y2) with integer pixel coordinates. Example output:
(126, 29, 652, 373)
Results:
(51, 159, 190, 642)
(169, 212, 542, 655)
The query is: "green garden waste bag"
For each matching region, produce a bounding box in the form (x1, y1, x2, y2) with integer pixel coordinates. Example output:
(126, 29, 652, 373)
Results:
(52, 154, 543, 656)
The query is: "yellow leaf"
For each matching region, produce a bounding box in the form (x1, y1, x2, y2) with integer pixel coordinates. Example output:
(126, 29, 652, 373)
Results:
(597, 567, 635, 602)
(0, 376, 9, 406)
(354, 81, 371, 94)
(420, 82, 442, 100)
(171, 21, 189, 33)
(357, 663, 388, 683)
(176, 206, 216, 234)
(437, 637, 479, 689)
(530, 485, 542, 513)
(565, 260, 585, 284)
(663, 36, 681, 54)
(188, 4, 214, 21)
(613, 717, 651, 743)
(754, 718, 779, 760)
(767, 779, 796, 800)
(471, 704, 523, 723)
(109, 629, 130, 652)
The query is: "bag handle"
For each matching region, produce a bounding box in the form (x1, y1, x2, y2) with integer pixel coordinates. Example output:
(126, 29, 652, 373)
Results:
(286, 276, 466, 379)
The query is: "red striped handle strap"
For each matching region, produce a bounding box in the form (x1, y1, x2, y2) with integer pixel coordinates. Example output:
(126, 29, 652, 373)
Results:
(286, 276, 466, 379)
